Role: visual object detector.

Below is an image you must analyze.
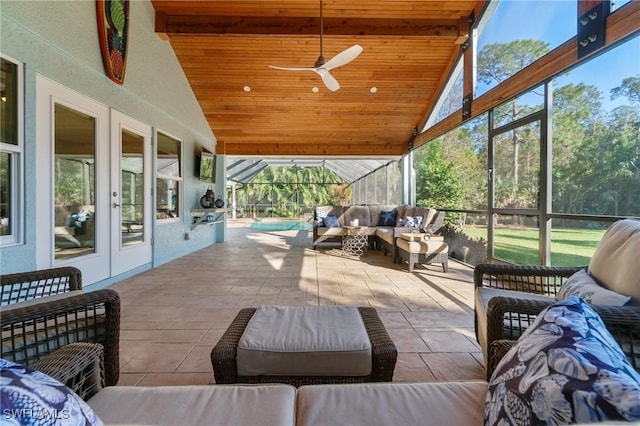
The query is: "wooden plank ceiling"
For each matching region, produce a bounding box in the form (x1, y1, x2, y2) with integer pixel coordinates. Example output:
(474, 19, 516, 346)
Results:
(152, 0, 483, 157)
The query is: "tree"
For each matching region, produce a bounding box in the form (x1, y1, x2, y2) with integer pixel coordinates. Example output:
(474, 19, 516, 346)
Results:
(611, 75, 640, 105)
(478, 40, 551, 89)
(414, 140, 464, 211)
(550, 83, 604, 214)
(234, 166, 346, 218)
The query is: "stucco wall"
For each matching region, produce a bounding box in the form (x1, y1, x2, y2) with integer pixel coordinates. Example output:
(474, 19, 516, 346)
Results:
(0, 1, 224, 277)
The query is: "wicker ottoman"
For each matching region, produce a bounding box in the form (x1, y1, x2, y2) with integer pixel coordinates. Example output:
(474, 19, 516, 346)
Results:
(396, 233, 449, 272)
(211, 306, 397, 387)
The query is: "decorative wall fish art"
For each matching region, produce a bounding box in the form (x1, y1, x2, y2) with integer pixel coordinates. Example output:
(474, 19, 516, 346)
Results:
(96, 0, 129, 85)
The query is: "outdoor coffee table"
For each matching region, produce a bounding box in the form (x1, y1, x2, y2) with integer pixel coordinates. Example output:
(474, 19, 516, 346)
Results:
(342, 226, 369, 257)
(211, 306, 397, 387)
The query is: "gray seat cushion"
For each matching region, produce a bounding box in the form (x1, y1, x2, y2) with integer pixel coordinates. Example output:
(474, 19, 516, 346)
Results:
(237, 305, 372, 376)
(296, 381, 489, 426)
(88, 384, 297, 426)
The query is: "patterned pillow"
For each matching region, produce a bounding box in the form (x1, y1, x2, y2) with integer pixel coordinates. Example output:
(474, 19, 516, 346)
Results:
(377, 209, 397, 227)
(556, 268, 631, 305)
(316, 210, 329, 227)
(398, 215, 423, 228)
(324, 215, 340, 228)
(0, 358, 103, 425)
(485, 296, 640, 425)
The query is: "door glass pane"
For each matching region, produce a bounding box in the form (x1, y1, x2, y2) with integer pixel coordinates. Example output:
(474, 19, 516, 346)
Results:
(54, 105, 96, 260)
(493, 122, 540, 209)
(121, 129, 144, 247)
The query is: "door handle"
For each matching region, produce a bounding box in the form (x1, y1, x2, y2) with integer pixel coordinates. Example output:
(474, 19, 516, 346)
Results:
(112, 202, 121, 208)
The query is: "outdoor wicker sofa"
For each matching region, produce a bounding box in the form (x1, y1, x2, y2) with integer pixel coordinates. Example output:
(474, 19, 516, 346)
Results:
(1, 266, 121, 386)
(312, 204, 446, 263)
(11, 296, 639, 425)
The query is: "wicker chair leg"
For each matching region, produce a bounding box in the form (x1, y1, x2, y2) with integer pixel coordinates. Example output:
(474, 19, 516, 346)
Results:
(408, 253, 419, 272)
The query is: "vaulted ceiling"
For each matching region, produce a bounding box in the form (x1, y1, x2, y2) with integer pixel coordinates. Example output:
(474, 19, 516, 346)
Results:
(151, 1, 485, 158)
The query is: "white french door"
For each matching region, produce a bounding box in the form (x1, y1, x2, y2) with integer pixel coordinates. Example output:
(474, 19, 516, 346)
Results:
(36, 76, 152, 284)
(109, 110, 152, 276)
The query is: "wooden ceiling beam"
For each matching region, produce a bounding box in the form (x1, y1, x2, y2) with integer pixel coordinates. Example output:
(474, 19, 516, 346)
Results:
(218, 142, 405, 156)
(156, 15, 459, 37)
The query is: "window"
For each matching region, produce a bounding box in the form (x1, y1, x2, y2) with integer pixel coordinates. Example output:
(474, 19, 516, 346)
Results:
(476, 0, 575, 97)
(551, 35, 640, 217)
(1, 55, 22, 245)
(156, 131, 182, 220)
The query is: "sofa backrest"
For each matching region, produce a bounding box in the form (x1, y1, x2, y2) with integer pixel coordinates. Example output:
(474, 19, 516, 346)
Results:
(316, 204, 441, 230)
(343, 205, 373, 227)
(588, 219, 640, 305)
(368, 205, 400, 227)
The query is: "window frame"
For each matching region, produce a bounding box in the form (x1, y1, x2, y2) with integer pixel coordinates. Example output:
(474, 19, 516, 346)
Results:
(155, 129, 183, 223)
(1, 54, 24, 246)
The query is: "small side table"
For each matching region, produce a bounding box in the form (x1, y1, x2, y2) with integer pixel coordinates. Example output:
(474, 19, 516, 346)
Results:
(342, 226, 369, 257)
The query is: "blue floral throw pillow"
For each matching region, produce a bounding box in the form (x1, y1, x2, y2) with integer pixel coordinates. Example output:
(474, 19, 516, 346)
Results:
(0, 358, 103, 425)
(316, 210, 329, 227)
(398, 215, 423, 228)
(324, 215, 340, 228)
(485, 296, 640, 425)
(377, 209, 397, 227)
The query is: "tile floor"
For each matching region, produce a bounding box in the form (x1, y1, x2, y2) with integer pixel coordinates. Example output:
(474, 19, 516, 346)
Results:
(111, 219, 486, 386)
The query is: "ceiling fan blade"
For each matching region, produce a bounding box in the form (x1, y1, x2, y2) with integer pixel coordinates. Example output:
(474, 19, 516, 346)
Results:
(322, 45, 363, 71)
(268, 65, 316, 72)
(315, 69, 340, 92)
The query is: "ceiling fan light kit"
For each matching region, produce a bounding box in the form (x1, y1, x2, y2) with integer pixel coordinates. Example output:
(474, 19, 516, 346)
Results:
(269, 0, 362, 92)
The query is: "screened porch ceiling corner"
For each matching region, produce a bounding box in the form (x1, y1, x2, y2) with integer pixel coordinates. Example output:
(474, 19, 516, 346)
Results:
(151, 0, 482, 180)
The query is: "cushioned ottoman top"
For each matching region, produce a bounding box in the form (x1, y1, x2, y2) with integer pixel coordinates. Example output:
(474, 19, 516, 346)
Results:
(237, 305, 372, 377)
(396, 237, 447, 254)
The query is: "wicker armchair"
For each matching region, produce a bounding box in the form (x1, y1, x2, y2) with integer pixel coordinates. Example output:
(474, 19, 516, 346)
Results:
(1, 266, 83, 305)
(473, 263, 583, 363)
(485, 296, 640, 379)
(474, 219, 640, 370)
(1, 267, 121, 386)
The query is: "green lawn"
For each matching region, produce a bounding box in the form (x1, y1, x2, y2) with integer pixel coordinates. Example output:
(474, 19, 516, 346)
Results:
(461, 226, 605, 266)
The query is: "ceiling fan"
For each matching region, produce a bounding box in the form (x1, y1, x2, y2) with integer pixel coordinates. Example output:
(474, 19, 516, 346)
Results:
(268, 0, 362, 92)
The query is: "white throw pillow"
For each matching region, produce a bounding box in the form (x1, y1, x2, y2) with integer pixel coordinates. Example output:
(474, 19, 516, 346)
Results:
(556, 268, 631, 305)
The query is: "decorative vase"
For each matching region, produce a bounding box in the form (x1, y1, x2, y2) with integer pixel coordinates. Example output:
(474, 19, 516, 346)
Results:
(214, 197, 225, 208)
(200, 186, 215, 208)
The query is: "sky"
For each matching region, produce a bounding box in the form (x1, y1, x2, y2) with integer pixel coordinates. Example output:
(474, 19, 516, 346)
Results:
(476, 0, 640, 111)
